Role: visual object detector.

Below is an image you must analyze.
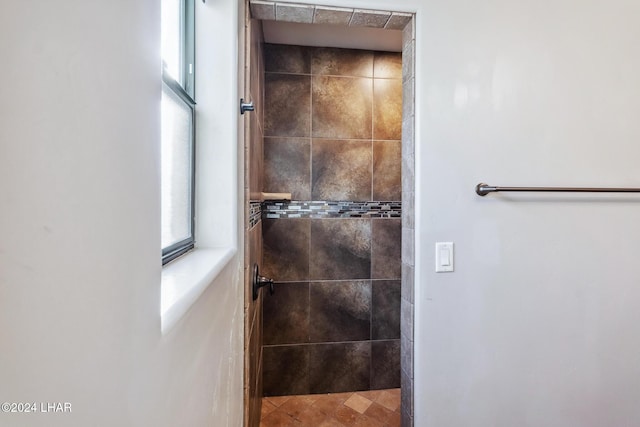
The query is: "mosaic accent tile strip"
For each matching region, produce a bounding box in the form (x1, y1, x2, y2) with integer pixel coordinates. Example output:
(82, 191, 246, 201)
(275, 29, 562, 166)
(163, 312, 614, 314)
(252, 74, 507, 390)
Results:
(263, 201, 401, 219)
(249, 201, 262, 228)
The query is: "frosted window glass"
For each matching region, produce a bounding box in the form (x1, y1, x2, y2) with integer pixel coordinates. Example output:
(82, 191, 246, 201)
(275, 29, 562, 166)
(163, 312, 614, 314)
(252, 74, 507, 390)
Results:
(161, 84, 193, 249)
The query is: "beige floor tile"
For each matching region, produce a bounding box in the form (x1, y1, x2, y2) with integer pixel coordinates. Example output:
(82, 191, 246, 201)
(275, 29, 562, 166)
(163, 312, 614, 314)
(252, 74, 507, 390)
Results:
(318, 419, 345, 427)
(266, 395, 292, 408)
(261, 409, 295, 427)
(260, 388, 400, 427)
(375, 390, 401, 412)
(334, 404, 361, 426)
(354, 413, 385, 427)
(280, 397, 309, 419)
(355, 390, 382, 401)
(343, 393, 373, 414)
(385, 411, 401, 427)
(312, 394, 347, 416)
(364, 401, 393, 423)
(296, 406, 328, 427)
(261, 400, 278, 419)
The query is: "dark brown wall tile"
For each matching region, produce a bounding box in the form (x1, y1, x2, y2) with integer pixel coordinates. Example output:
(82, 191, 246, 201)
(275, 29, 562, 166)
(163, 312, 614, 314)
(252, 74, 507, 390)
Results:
(374, 52, 402, 79)
(250, 20, 265, 124)
(249, 305, 262, 404)
(264, 137, 311, 200)
(248, 112, 263, 196)
(372, 280, 401, 340)
(310, 219, 371, 280)
(309, 342, 371, 393)
(371, 340, 401, 389)
(263, 282, 310, 345)
(309, 281, 371, 342)
(265, 44, 311, 74)
(371, 219, 401, 279)
(265, 74, 311, 137)
(247, 223, 263, 309)
(259, 45, 406, 397)
(245, 21, 264, 427)
(263, 345, 310, 396)
(312, 76, 372, 139)
(373, 140, 402, 201)
(373, 78, 402, 140)
(311, 139, 372, 201)
(263, 218, 310, 281)
(311, 47, 374, 77)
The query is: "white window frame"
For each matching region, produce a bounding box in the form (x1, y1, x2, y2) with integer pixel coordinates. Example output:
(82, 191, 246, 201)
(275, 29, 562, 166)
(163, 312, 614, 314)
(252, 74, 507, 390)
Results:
(161, 0, 196, 265)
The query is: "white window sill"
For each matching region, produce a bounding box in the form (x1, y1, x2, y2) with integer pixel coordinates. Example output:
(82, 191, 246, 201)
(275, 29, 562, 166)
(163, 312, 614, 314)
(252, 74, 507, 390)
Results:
(161, 247, 236, 334)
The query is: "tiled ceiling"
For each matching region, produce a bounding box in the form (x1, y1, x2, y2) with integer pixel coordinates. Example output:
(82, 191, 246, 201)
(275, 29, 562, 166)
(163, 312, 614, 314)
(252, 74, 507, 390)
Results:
(250, 1, 412, 52)
(250, 1, 412, 30)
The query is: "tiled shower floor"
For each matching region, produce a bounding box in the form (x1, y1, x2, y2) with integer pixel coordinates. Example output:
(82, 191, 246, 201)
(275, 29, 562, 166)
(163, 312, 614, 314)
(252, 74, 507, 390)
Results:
(260, 388, 401, 427)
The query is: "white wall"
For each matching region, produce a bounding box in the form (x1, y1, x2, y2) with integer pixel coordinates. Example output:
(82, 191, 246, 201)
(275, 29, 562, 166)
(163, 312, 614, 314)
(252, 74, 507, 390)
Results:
(5, 0, 640, 425)
(416, 0, 640, 425)
(270, 0, 640, 425)
(0, 1, 244, 426)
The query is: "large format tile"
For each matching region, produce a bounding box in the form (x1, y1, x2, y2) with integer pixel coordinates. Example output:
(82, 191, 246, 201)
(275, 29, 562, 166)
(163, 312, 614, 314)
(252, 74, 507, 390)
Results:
(371, 340, 401, 390)
(311, 139, 372, 201)
(311, 47, 373, 77)
(249, 19, 265, 122)
(263, 282, 309, 345)
(309, 342, 371, 393)
(263, 218, 310, 281)
(263, 345, 310, 396)
(247, 222, 263, 299)
(248, 112, 263, 197)
(248, 301, 263, 427)
(264, 44, 311, 74)
(373, 140, 402, 201)
(310, 219, 371, 280)
(371, 280, 401, 340)
(309, 280, 371, 342)
(371, 218, 401, 279)
(373, 78, 402, 140)
(264, 73, 311, 137)
(374, 52, 402, 79)
(312, 76, 372, 139)
(264, 137, 311, 200)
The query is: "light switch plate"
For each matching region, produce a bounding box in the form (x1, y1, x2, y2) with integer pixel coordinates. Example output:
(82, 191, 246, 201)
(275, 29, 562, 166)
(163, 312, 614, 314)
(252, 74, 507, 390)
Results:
(435, 242, 454, 272)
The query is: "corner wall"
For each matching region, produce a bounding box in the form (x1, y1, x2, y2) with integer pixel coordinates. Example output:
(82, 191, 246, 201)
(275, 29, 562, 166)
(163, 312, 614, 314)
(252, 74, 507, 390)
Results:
(400, 18, 416, 427)
(414, 0, 640, 425)
(0, 1, 245, 426)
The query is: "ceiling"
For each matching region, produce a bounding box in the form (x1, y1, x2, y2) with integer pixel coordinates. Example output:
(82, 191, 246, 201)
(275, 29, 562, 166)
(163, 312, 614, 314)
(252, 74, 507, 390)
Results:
(262, 20, 403, 52)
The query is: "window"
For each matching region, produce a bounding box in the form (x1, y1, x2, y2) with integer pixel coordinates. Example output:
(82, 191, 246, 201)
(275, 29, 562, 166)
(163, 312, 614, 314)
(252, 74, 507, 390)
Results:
(161, 0, 195, 264)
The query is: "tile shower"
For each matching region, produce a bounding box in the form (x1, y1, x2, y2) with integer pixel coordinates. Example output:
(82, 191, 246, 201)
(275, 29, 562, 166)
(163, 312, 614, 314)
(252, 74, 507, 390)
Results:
(244, 16, 265, 427)
(259, 44, 403, 396)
